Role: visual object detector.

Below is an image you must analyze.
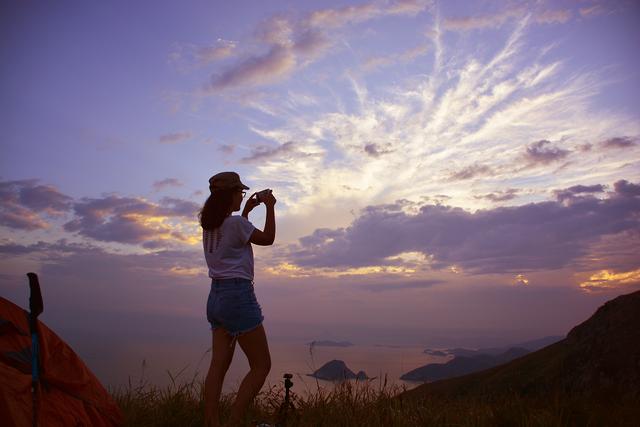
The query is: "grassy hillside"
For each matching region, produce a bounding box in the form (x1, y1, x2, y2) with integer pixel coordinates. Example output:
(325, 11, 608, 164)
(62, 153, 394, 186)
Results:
(112, 373, 639, 426)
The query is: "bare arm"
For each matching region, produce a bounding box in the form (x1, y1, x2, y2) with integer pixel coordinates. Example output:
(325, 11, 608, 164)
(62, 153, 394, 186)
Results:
(247, 192, 276, 246)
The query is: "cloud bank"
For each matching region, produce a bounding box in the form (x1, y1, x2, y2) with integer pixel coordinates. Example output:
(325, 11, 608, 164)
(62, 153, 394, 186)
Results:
(0, 180, 72, 230)
(0, 180, 201, 249)
(286, 180, 640, 274)
(63, 195, 200, 246)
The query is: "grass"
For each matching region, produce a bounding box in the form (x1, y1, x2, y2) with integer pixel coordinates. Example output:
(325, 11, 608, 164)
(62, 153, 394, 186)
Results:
(111, 344, 639, 427)
(111, 369, 640, 427)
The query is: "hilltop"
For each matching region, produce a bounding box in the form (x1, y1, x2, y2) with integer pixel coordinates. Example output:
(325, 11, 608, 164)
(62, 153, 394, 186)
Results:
(400, 290, 640, 402)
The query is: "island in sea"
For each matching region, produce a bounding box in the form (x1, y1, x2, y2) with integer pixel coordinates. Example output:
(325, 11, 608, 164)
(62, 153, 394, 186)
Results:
(308, 359, 370, 381)
(423, 335, 563, 357)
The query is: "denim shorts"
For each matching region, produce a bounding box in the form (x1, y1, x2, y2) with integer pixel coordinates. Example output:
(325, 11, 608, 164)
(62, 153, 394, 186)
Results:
(206, 278, 264, 347)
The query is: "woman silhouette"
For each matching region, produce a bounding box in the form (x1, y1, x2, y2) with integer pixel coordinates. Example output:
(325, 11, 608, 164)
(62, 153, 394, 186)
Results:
(200, 171, 276, 427)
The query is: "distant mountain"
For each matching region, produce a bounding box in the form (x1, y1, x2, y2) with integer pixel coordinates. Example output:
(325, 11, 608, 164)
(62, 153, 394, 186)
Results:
(308, 359, 369, 381)
(424, 349, 448, 356)
(402, 347, 530, 382)
(423, 335, 563, 357)
(511, 335, 565, 351)
(308, 340, 353, 347)
(401, 290, 640, 400)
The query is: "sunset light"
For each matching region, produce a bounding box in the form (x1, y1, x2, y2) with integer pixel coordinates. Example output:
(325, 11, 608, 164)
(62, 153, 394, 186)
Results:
(1, 1, 639, 420)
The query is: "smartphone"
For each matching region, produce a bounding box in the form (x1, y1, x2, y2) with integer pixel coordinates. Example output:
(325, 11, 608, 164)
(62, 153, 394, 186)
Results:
(256, 189, 272, 203)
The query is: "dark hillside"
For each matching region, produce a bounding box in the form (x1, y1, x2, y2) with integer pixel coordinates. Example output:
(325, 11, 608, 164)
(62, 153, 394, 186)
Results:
(400, 290, 640, 401)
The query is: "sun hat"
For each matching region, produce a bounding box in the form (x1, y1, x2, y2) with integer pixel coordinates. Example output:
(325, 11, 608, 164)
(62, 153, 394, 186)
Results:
(208, 171, 249, 192)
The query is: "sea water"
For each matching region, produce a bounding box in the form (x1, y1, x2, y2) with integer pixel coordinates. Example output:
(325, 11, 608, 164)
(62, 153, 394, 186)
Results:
(81, 337, 451, 397)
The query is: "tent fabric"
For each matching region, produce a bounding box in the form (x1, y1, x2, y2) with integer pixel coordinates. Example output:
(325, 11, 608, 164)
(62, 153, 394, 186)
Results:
(0, 297, 123, 427)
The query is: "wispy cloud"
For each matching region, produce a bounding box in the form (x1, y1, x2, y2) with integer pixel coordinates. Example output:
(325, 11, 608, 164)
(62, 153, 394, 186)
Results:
(387, 0, 433, 16)
(240, 141, 299, 163)
(442, 6, 525, 31)
(237, 8, 639, 225)
(209, 45, 298, 91)
(442, 5, 571, 32)
(448, 164, 493, 181)
(152, 178, 183, 191)
(218, 144, 236, 154)
(194, 40, 237, 63)
(535, 9, 572, 24)
(159, 132, 192, 144)
(362, 44, 429, 72)
(306, 0, 429, 28)
(577, 1, 629, 19)
(579, 4, 605, 17)
(202, 0, 430, 92)
(475, 188, 520, 202)
(169, 39, 237, 69)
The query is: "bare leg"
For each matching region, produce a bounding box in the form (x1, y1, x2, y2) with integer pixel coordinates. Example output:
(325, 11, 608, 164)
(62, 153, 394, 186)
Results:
(226, 324, 271, 426)
(204, 328, 236, 427)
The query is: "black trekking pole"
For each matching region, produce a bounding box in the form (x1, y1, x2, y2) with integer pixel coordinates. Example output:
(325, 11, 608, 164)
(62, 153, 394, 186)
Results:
(27, 272, 43, 427)
(275, 373, 295, 427)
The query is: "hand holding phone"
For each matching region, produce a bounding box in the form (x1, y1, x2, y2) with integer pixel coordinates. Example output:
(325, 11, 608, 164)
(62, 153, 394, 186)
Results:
(256, 189, 272, 203)
(256, 189, 276, 207)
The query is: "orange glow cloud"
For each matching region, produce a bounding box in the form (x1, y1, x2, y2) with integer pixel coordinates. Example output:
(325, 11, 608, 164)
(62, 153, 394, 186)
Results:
(579, 269, 640, 292)
(265, 262, 418, 278)
(122, 213, 200, 247)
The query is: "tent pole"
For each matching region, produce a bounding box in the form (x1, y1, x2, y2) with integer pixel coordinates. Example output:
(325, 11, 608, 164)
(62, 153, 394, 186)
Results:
(27, 273, 43, 427)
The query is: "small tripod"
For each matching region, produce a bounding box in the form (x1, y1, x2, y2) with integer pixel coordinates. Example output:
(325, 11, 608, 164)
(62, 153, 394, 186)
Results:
(275, 373, 295, 426)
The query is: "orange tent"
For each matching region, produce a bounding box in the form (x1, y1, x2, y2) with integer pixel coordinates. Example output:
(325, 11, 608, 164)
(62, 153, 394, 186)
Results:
(0, 284, 123, 426)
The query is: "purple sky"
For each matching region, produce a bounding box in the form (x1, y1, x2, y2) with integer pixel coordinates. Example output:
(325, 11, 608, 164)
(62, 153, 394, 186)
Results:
(2, 0, 640, 360)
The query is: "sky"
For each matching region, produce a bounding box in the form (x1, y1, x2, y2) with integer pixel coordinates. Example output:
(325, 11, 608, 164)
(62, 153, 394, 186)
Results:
(2, 0, 640, 365)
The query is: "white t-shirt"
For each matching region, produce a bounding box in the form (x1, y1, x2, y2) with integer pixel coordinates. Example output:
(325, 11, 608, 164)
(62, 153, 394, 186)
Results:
(203, 215, 256, 280)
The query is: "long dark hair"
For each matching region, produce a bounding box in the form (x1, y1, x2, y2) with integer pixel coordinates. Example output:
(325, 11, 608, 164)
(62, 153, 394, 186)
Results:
(199, 189, 234, 230)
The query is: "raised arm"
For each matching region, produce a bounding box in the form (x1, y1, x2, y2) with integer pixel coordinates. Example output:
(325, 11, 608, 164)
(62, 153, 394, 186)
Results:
(248, 192, 276, 246)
